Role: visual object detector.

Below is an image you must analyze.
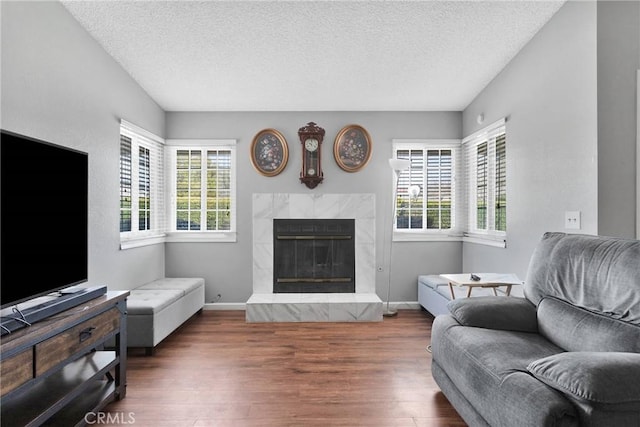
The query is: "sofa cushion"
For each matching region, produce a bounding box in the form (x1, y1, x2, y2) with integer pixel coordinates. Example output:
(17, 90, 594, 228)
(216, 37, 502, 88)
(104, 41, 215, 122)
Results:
(448, 296, 538, 332)
(537, 297, 640, 352)
(431, 315, 576, 426)
(127, 289, 183, 315)
(528, 352, 640, 407)
(525, 232, 640, 325)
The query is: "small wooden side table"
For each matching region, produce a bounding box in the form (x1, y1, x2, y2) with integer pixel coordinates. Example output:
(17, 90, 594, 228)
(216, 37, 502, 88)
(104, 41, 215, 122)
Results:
(440, 273, 523, 300)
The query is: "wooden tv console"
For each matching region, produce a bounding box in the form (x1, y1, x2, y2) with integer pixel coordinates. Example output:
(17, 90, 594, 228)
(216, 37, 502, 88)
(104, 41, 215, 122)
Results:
(0, 291, 128, 426)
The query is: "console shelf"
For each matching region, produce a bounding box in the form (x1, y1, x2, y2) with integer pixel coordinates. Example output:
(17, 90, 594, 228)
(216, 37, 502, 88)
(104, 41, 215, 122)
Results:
(0, 291, 128, 427)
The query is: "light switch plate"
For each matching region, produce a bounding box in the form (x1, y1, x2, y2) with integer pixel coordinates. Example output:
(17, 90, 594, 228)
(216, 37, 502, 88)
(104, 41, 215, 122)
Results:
(565, 211, 581, 230)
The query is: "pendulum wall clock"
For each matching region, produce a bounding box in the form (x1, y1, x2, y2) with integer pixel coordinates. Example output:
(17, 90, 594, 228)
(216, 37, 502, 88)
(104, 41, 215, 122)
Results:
(298, 122, 325, 189)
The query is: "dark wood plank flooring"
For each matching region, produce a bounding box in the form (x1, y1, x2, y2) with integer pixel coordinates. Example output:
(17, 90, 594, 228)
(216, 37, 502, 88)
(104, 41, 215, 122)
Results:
(104, 310, 466, 426)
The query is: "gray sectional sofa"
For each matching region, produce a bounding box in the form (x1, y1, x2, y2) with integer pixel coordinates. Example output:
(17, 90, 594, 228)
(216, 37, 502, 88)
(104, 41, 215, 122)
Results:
(431, 232, 640, 426)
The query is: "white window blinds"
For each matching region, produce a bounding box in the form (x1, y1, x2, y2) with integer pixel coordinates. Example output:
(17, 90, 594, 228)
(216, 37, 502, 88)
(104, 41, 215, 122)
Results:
(174, 148, 233, 231)
(392, 140, 460, 237)
(462, 119, 507, 242)
(166, 140, 237, 242)
(119, 120, 166, 249)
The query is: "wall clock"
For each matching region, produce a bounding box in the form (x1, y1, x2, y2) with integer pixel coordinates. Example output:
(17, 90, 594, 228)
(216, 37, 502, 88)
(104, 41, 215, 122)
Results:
(298, 122, 325, 189)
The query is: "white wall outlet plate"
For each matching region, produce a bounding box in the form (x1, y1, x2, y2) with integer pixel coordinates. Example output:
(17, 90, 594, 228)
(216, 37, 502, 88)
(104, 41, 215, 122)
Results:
(565, 211, 581, 230)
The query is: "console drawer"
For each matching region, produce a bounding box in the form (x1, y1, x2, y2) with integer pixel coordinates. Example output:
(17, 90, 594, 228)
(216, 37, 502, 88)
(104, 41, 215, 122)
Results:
(35, 307, 120, 376)
(1, 349, 33, 396)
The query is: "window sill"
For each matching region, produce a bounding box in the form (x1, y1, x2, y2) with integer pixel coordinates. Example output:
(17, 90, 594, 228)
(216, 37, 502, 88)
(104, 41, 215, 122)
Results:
(392, 231, 463, 242)
(120, 234, 166, 250)
(165, 231, 237, 243)
(462, 234, 507, 248)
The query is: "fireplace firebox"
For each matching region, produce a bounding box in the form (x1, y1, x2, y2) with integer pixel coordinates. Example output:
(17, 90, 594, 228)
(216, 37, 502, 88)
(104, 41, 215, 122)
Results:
(273, 219, 355, 293)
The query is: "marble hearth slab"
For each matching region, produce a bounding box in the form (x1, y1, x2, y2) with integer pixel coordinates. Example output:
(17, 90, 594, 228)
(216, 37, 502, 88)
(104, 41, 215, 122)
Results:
(246, 293, 383, 322)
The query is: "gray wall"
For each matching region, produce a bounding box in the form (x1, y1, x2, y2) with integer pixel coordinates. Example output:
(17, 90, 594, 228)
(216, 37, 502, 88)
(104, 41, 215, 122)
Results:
(1, 1, 166, 291)
(461, 1, 599, 282)
(165, 112, 463, 304)
(597, 0, 640, 238)
(4, 1, 634, 306)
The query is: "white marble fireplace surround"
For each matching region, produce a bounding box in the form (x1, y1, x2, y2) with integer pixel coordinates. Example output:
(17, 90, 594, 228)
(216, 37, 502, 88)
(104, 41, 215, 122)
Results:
(246, 193, 383, 322)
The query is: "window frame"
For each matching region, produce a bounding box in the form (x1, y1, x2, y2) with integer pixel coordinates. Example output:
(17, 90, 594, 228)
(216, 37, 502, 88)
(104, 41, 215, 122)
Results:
(165, 139, 237, 243)
(119, 120, 166, 250)
(462, 119, 507, 248)
(391, 139, 462, 242)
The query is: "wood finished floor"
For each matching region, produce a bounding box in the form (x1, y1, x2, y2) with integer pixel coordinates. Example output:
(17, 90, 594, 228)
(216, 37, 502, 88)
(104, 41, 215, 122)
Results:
(104, 310, 466, 427)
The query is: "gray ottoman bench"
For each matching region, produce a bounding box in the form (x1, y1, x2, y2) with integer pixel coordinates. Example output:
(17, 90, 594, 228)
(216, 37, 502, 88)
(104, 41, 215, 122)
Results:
(126, 277, 205, 355)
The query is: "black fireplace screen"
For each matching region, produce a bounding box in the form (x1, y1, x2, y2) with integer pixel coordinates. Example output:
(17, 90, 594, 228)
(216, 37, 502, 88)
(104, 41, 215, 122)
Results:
(273, 219, 355, 293)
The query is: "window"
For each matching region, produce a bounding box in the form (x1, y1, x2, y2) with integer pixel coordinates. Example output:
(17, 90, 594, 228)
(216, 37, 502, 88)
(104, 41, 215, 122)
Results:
(391, 140, 460, 240)
(463, 119, 507, 245)
(476, 141, 488, 230)
(119, 135, 132, 232)
(166, 140, 237, 242)
(119, 121, 166, 249)
(494, 134, 507, 232)
(138, 146, 151, 231)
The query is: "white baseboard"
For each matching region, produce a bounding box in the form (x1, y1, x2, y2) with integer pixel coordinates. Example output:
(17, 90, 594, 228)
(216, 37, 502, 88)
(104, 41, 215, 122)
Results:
(204, 301, 421, 311)
(385, 301, 421, 310)
(203, 302, 246, 310)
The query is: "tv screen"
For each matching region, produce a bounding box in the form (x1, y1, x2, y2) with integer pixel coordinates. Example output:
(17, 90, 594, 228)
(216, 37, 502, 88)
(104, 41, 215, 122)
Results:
(1, 129, 88, 309)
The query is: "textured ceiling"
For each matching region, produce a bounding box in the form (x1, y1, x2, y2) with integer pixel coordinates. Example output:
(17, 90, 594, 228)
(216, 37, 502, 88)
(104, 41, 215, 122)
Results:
(61, 0, 565, 112)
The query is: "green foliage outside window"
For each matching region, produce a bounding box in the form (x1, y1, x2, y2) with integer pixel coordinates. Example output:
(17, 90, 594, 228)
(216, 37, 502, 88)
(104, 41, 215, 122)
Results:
(176, 149, 232, 231)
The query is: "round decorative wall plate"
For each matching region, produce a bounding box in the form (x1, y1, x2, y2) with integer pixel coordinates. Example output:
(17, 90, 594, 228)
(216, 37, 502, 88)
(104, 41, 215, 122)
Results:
(250, 128, 289, 177)
(333, 124, 372, 172)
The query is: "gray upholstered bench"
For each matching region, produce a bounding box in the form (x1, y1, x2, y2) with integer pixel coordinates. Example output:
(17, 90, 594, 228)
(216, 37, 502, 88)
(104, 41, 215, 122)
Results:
(126, 277, 205, 355)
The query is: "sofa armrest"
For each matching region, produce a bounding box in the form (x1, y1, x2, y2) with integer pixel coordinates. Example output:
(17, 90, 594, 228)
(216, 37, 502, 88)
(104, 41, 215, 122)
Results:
(447, 296, 538, 332)
(527, 352, 640, 409)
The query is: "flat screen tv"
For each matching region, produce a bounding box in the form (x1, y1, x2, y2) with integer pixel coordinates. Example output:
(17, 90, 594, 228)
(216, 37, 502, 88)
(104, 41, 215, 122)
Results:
(1, 129, 88, 309)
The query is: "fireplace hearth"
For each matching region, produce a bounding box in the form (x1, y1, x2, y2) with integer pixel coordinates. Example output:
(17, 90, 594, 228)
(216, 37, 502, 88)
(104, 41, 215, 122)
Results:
(273, 219, 355, 293)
